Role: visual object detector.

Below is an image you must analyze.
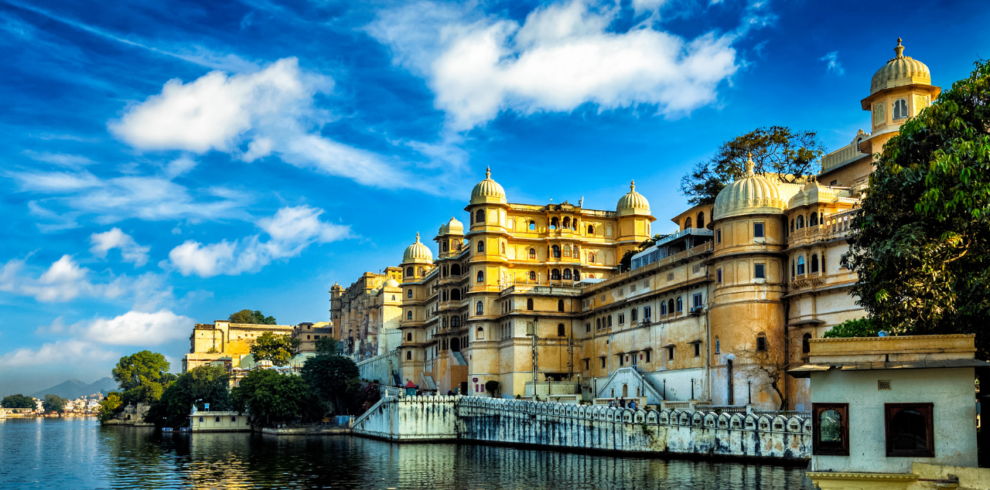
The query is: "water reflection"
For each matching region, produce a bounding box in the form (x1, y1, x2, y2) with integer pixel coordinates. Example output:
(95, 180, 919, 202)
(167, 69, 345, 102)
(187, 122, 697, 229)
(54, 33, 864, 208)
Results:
(0, 418, 814, 489)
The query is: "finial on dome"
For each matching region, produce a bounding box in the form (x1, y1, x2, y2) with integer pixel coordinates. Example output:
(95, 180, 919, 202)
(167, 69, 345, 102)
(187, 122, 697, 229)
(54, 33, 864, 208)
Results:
(485, 166, 491, 179)
(895, 37, 904, 58)
(415, 232, 420, 243)
(745, 152, 755, 176)
(630, 179, 635, 191)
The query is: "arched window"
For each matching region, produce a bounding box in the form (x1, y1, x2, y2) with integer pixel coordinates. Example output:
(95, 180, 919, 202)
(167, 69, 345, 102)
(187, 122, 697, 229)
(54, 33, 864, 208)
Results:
(442, 290, 448, 301)
(451, 316, 460, 328)
(406, 266, 414, 277)
(557, 324, 565, 337)
(685, 217, 692, 229)
(501, 242, 506, 254)
(797, 256, 806, 275)
(529, 271, 536, 281)
(442, 242, 449, 252)
(810, 212, 819, 226)
(676, 297, 683, 312)
(563, 217, 570, 228)
(476, 327, 484, 340)
(406, 351, 412, 360)
(573, 270, 580, 281)
(451, 264, 460, 275)
(668, 299, 675, 314)
(588, 252, 596, 263)
(477, 241, 485, 253)
(596, 318, 601, 330)
(661, 301, 667, 315)
(477, 270, 484, 282)
(452, 289, 461, 301)
(476, 301, 484, 315)
(811, 254, 820, 273)
(557, 299, 564, 312)
(802, 333, 812, 354)
(529, 248, 536, 260)
(475, 209, 485, 224)
(407, 311, 413, 320)
(418, 267, 425, 276)
(790, 219, 795, 232)
(407, 289, 413, 298)
(756, 334, 767, 352)
(551, 269, 561, 280)
(442, 266, 448, 277)
(552, 245, 561, 258)
(797, 215, 805, 229)
(529, 220, 536, 231)
(587, 225, 595, 235)
(527, 298, 534, 310)
(874, 102, 886, 125)
(564, 245, 571, 257)
(550, 217, 559, 230)
(562, 269, 572, 280)
(442, 317, 447, 329)
(697, 212, 705, 229)
(893, 98, 909, 120)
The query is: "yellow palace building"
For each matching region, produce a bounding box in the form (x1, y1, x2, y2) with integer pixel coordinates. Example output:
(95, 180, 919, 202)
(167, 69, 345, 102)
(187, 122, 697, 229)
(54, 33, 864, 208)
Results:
(329, 39, 938, 411)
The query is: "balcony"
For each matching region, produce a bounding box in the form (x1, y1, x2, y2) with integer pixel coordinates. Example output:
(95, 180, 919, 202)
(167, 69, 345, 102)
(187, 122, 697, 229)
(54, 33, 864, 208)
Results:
(786, 209, 858, 247)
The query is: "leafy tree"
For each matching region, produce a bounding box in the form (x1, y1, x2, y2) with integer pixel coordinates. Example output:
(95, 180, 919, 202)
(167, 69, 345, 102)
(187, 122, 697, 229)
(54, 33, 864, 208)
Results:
(112, 351, 175, 406)
(1, 394, 36, 409)
(230, 369, 315, 427)
(680, 126, 825, 205)
(315, 336, 340, 356)
(42, 394, 68, 413)
(250, 332, 300, 367)
(229, 309, 277, 325)
(301, 354, 359, 416)
(98, 392, 123, 423)
(618, 234, 672, 272)
(484, 380, 500, 397)
(822, 318, 880, 338)
(846, 59, 990, 359)
(145, 365, 231, 428)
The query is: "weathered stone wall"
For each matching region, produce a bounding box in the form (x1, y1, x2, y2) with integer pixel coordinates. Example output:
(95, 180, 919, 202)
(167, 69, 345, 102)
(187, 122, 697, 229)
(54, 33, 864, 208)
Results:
(353, 395, 811, 461)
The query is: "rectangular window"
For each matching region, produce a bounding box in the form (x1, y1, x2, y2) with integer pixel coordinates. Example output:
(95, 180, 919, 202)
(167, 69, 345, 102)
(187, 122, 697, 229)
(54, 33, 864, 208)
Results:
(584, 359, 590, 370)
(754, 222, 765, 238)
(607, 315, 612, 327)
(585, 323, 591, 333)
(601, 358, 606, 368)
(756, 336, 767, 351)
(199, 417, 204, 423)
(676, 297, 683, 312)
(667, 346, 675, 361)
(631, 308, 638, 322)
(693, 293, 703, 308)
(215, 417, 221, 423)
(618, 314, 625, 325)
(717, 269, 723, 284)
(645, 350, 652, 362)
(644, 306, 651, 319)
(885, 403, 934, 457)
(754, 263, 766, 279)
(813, 403, 850, 456)
(231, 416, 237, 423)
(716, 229, 722, 244)
(694, 343, 700, 357)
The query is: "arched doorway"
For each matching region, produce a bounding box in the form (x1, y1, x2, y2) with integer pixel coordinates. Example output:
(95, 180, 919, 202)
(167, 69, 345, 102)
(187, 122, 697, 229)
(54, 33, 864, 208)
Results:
(450, 337, 461, 352)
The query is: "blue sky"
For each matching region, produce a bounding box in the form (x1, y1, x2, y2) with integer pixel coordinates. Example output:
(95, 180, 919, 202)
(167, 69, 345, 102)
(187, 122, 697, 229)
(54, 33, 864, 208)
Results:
(1, 0, 987, 395)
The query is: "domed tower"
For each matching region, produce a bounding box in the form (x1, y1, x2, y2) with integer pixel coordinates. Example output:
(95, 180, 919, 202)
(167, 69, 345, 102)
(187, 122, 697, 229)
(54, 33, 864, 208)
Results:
(329, 282, 344, 341)
(401, 232, 433, 281)
(436, 216, 465, 259)
(708, 155, 801, 408)
(860, 38, 941, 153)
(615, 180, 656, 259)
(398, 233, 434, 385)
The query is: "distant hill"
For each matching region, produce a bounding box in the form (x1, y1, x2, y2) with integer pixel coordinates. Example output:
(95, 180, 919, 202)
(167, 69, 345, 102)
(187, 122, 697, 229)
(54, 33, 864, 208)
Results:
(31, 377, 119, 399)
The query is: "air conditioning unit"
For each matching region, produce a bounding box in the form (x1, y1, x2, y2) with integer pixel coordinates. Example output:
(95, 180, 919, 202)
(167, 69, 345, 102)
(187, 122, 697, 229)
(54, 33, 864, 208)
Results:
(689, 306, 704, 316)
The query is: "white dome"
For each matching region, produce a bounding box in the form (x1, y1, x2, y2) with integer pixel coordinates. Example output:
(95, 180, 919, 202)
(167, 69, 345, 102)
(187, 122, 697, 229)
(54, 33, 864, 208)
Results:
(616, 180, 650, 216)
(402, 232, 433, 264)
(470, 167, 506, 205)
(871, 38, 932, 94)
(712, 156, 789, 221)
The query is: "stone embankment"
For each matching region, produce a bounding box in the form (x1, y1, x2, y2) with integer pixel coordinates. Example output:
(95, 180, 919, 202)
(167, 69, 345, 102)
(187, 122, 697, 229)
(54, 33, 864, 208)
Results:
(352, 395, 811, 462)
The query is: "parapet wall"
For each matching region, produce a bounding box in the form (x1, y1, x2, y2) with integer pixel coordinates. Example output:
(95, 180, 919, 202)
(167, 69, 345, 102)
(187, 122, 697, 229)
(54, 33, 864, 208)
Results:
(352, 396, 811, 461)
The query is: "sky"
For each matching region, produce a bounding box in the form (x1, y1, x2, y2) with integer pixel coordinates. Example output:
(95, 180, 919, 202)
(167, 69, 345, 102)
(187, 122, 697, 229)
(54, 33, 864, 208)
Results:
(1, 0, 988, 395)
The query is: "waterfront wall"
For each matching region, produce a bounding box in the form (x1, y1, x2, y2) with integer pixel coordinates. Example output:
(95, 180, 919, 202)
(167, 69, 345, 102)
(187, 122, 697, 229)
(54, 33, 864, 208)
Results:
(352, 395, 811, 461)
(357, 350, 399, 386)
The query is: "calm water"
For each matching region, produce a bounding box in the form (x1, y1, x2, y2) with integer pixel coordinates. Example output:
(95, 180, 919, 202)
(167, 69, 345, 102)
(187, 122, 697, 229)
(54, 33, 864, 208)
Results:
(0, 418, 815, 489)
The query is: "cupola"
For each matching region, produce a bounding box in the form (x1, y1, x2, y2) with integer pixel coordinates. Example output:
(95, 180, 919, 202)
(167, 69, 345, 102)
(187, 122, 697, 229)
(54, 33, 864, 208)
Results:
(616, 180, 651, 216)
(712, 154, 789, 221)
(870, 38, 932, 94)
(469, 167, 507, 205)
(402, 232, 433, 264)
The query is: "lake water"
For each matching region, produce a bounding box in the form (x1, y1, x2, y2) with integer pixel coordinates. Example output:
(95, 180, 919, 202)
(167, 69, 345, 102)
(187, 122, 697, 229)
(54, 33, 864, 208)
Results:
(0, 418, 815, 489)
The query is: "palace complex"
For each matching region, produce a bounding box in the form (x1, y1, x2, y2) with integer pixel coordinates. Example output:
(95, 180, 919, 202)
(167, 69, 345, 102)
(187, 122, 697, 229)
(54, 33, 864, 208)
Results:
(323, 39, 940, 411)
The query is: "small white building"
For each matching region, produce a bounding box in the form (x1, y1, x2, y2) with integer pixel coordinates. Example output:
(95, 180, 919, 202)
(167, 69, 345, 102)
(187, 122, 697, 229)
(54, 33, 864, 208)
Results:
(188, 411, 251, 432)
(792, 334, 989, 489)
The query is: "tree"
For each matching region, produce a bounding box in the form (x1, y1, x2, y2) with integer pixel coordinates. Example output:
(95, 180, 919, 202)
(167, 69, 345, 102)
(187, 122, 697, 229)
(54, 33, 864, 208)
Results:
(300, 354, 360, 416)
(680, 126, 825, 205)
(618, 234, 671, 272)
(484, 380, 500, 397)
(145, 365, 231, 428)
(250, 332, 300, 367)
(1, 394, 36, 409)
(112, 351, 175, 406)
(736, 326, 792, 411)
(822, 318, 880, 338)
(846, 59, 990, 359)
(229, 309, 277, 325)
(42, 394, 68, 414)
(315, 336, 340, 356)
(98, 392, 123, 423)
(230, 369, 314, 427)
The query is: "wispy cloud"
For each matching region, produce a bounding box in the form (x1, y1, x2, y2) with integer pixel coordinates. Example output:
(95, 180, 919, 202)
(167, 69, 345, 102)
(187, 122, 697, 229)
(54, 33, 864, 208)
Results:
(90, 228, 150, 267)
(821, 51, 844, 75)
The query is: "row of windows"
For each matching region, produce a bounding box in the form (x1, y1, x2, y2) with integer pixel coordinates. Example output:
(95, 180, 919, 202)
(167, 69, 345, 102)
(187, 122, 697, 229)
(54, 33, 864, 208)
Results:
(793, 254, 824, 277)
(590, 294, 703, 332)
(472, 210, 598, 235)
(716, 263, 766, 284)
(813, 402, 933, 457)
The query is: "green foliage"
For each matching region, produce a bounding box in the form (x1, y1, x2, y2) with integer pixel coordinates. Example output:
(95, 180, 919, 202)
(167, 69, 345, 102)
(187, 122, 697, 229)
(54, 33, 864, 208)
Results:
(349, 382, 381, 415)
(315, 336, 340, 356)
(145, 365, 231, 428)
(112, 351, 174, 406)
(1, 394, 36, 409)
(822, 318, 880, 338)
(484, 380, 500, 396)
(300, 354, 360, 416)
(680, 126, 825, 205)
(618, 234, 671, 272)
(250, 332, 300, 367)
(229, 309, 277, 325)
(42, 394, 68, 413)
(846, 59, 990, 359)
(230, 369, 315, 427)
(98, 392, 123, 423)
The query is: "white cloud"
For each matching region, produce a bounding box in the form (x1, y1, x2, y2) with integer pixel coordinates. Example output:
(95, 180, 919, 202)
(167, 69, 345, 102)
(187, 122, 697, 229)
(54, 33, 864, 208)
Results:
(34, 255, 91, 302)
(821, 51, 844, 75)
(23, 151, 96, 167)
(90, 228, 150, 266)
(165, 156, 197, 178)
(0, 339, 117, 368)
(81, 309, 192, 346)
(109, 58, 420, 190)
(167, 205, 351, 278)
(369, 0, 743, 130)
